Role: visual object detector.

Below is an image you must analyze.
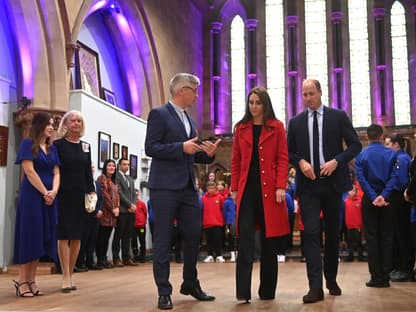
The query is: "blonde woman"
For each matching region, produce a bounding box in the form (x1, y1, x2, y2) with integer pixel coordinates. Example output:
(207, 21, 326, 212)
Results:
(54, 110, 95, 292)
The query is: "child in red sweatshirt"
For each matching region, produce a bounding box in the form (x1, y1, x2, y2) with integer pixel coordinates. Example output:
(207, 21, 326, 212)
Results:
(132, 189, 148, 263)
(344, 186, 365, 261)
(202, 180, 225, 263)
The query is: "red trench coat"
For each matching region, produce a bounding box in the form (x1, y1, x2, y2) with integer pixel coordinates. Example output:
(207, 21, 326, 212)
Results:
(231, 119, 290, 238)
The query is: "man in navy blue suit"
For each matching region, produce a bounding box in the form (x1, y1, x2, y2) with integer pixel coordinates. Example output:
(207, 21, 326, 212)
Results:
(145, 73, 221, 310)
(287, 79, 361, 304)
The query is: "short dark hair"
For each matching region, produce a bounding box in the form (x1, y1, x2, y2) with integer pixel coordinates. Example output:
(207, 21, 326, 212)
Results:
(366, 124, 383, 141)
(206, 180, 216, 188)
(119, 158, 129, 165)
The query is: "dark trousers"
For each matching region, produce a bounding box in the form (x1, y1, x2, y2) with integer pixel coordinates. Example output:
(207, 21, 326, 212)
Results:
(299, 179, 341, 290)
(236, 170, 280, 300)
(390, 191, 414, 273)
(362, 195, 394, 283)
(96, 225, 113, 263)
(131, 227, 146, 257)
(347, 228, 363, 256)
(205, 226, 223, 258)
(287, 212, 295, 250)
(77, 216, 99, 267)
(171, 224, 182, 259)
(150, 184, 201, 296)
(225, 223, 236, 251)
(112, 213, 135, 261)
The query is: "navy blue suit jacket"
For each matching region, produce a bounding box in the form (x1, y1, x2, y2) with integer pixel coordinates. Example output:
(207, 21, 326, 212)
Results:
(145, 103, 214, 190)
(287, 106, 362, 194)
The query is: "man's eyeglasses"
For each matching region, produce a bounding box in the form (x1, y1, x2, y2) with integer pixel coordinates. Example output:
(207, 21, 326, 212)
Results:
(182, 86, 198, 93)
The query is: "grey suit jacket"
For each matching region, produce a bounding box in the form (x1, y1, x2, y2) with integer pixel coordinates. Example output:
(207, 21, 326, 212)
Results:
(116, 171, 137, 213)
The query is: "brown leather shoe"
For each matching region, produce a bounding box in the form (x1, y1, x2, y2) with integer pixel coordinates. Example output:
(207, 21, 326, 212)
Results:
(113, 259, 124, 267)
(123, 259, 138, 266)
(302, 288, 324, 304)
(326, 281, 342, 296)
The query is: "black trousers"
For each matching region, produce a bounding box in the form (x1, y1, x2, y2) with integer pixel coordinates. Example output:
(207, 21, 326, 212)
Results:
(347, 228, 363, 255)
(131, 227, 146, 257)
(77, 216, 99, 267)
(298, 179, 341, 290)
(236, 170, 281, 300)
(112, 213, 135, 261)
(150, 184, 201, 296)
(96, 225, 113, 263)
(362, 194, 394, 283)
(390, 191, 414, 273)
(205, 226, 223, 258)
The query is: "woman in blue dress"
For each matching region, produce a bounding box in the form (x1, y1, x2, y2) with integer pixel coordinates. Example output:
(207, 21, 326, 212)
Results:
(14, 112, 60, 297)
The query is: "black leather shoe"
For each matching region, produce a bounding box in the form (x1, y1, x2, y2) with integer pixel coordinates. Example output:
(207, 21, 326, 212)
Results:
(180, 284, 215, 301)
(326, 281, 342, 296)
(366, 279, 390, 288)
(302, 288, 324, 303)
(74, 266, 88, 273)
(157, 295, 172, 310)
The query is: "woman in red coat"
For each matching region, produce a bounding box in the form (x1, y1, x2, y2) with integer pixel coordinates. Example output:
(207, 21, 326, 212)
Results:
(231, 86, 289, 302)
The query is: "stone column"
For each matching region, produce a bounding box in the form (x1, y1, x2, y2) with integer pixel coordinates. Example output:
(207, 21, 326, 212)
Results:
(372, 8, 390, 125)
(286, 15, 299, 119)
(210, 22, 222, 132)
(331, 11, 344, 110)
(246, 19, 258, 91)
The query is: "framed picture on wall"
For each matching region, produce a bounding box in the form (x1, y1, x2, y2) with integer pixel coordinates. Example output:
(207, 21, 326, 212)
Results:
(121, 145, 128, 160)
(102, 87, 117, 106)
(129, 154, 138, 180)
(74, 41, 102, 98)
(113, 142, 120, 159)
(98, 131, 111, 169)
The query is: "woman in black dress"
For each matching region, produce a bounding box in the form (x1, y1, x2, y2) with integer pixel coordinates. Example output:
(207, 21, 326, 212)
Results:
(54, 110, 95, 292)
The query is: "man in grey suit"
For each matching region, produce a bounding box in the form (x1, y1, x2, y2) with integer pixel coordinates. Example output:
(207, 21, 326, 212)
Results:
(287, 79, 362, 303)
(112, 158, 138, 266)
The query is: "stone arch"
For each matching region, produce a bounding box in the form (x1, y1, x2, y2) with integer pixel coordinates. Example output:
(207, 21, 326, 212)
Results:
(69, 0, 164, 119)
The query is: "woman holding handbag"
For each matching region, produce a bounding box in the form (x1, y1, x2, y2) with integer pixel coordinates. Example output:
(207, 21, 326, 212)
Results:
(54, 110, 95, 292)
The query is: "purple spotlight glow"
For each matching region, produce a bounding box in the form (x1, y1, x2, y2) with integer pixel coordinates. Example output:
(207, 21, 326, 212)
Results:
(20, 42, 33, 97)
(88, 0, 107, 15)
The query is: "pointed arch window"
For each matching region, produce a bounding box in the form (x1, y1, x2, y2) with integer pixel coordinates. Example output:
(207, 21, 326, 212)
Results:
(391, 1, 410, 125)
(231, 15, 246, 129)
(305, 0, 329, 106)
(348, 0, 371, 127)
(265, 0, 285, 124)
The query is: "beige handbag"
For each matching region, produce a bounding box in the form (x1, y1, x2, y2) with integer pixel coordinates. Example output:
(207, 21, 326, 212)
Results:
(85, 193, 98, 213)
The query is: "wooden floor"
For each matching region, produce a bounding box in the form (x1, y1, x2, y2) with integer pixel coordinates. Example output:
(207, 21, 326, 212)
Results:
(1, 260, 415, 312)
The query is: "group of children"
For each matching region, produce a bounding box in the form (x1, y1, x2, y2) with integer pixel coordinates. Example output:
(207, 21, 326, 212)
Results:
(200, 178, 236, 263)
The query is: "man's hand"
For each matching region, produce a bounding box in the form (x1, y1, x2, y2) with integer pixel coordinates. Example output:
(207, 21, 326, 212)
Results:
(199, 139, 222, 157)
(128, 204, 137, 213)
(373, 195, 389, 207)
(299, 159, 316, 180)
(183, 137, 202, 155)
(320, 159, 338, 176)
(404, 189, 412, 203)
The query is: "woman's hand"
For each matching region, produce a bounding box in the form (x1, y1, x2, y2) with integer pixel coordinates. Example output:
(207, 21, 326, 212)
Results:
(113, 207, 120, 217)
(43, 190, 57, 206)
(275, 188, 286, 204)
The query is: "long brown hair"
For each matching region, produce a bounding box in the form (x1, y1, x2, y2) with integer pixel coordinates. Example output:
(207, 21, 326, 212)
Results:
(233, 86, 277, 131)
(30, 112, 53, 157)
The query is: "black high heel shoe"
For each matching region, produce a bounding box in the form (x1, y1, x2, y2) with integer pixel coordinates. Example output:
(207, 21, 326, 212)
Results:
(28, 281, 44, 296)
(13, 280, 34, 297)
